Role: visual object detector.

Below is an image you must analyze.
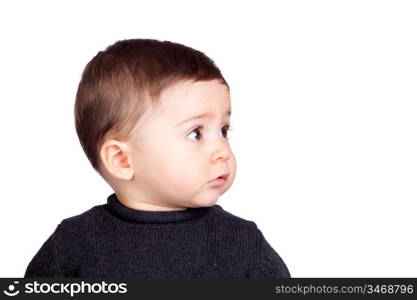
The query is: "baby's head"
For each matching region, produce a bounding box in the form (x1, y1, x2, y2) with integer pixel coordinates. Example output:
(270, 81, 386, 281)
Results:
(74, 39, 236, 210)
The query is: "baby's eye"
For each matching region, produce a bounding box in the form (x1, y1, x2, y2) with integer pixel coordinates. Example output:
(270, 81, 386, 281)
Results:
(187, 125, 232, 141)
(221, 125, 232, 139)
(186, 126, 203, 141)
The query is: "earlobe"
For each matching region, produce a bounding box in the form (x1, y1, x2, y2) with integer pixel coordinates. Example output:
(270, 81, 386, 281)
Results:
(100, 140, 134, 181)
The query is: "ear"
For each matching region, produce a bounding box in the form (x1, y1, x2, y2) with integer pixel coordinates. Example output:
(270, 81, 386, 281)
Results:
(99, 139, 134, 181)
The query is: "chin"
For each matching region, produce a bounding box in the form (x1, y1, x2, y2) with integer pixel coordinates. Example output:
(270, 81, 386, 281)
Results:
(190, 196, 219, 208)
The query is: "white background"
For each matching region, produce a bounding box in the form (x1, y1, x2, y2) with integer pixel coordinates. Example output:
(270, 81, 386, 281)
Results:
(1, 0, 416, 277)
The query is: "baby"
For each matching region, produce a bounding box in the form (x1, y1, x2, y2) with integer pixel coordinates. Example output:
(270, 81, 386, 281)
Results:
(24, 38, 290, 278)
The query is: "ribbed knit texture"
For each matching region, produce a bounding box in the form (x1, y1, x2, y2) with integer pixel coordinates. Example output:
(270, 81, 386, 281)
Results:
(24, 193, 290, 278)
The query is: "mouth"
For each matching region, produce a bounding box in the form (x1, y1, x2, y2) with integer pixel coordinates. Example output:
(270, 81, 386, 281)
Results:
(218, 173, 230, 180)
(210, 173, 230, 183)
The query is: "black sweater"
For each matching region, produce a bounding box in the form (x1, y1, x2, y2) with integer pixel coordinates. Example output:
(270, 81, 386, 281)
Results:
(24, 193, 290, 278)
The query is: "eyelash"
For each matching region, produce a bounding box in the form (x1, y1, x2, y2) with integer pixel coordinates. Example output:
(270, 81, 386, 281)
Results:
(187, 125, 233, 141)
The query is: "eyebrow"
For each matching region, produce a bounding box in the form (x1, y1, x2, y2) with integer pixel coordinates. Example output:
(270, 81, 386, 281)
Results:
(176, 110, 231, 127)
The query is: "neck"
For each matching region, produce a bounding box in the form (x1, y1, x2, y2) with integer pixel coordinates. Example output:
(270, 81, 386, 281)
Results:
(117, 194, 187, 211)
(105, 193, 215, 224)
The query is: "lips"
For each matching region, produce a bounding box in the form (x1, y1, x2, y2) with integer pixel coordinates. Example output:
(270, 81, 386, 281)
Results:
(210, 173, 230, 182)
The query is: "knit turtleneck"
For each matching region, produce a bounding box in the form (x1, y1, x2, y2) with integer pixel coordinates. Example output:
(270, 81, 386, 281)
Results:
(24, 193, 291, 278)
(106, 193, 216, 224)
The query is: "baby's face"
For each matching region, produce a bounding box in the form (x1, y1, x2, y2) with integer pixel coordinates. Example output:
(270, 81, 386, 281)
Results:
(128, 79, 236, 209)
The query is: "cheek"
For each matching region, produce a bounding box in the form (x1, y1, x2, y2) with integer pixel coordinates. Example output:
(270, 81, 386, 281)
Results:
(158, 142, 204, 186)
(229, 153, 237, 181)
(169, 158, 203, 186)
(227, 150, 236, 170)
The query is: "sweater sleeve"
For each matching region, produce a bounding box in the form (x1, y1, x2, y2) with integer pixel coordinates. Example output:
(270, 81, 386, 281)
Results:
(24, 224, 66, 277)
(246, 226, 291, 278)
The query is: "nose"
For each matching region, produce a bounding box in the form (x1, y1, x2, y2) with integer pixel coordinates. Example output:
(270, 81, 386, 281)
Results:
(210, 139, 232, 163)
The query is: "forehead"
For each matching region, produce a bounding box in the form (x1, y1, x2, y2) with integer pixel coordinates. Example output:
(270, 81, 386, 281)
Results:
(156, 79, 231, 118)
(127, 79, 230, 144)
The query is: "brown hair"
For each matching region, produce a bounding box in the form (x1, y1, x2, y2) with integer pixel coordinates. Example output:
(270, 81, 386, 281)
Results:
(74, 38, 229, 175)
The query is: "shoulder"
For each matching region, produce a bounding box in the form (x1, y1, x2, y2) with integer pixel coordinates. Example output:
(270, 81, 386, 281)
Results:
(57, 204, 106, 233)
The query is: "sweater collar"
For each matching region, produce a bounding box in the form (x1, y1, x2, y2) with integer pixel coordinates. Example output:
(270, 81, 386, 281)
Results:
(106, 193, 216, 224)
